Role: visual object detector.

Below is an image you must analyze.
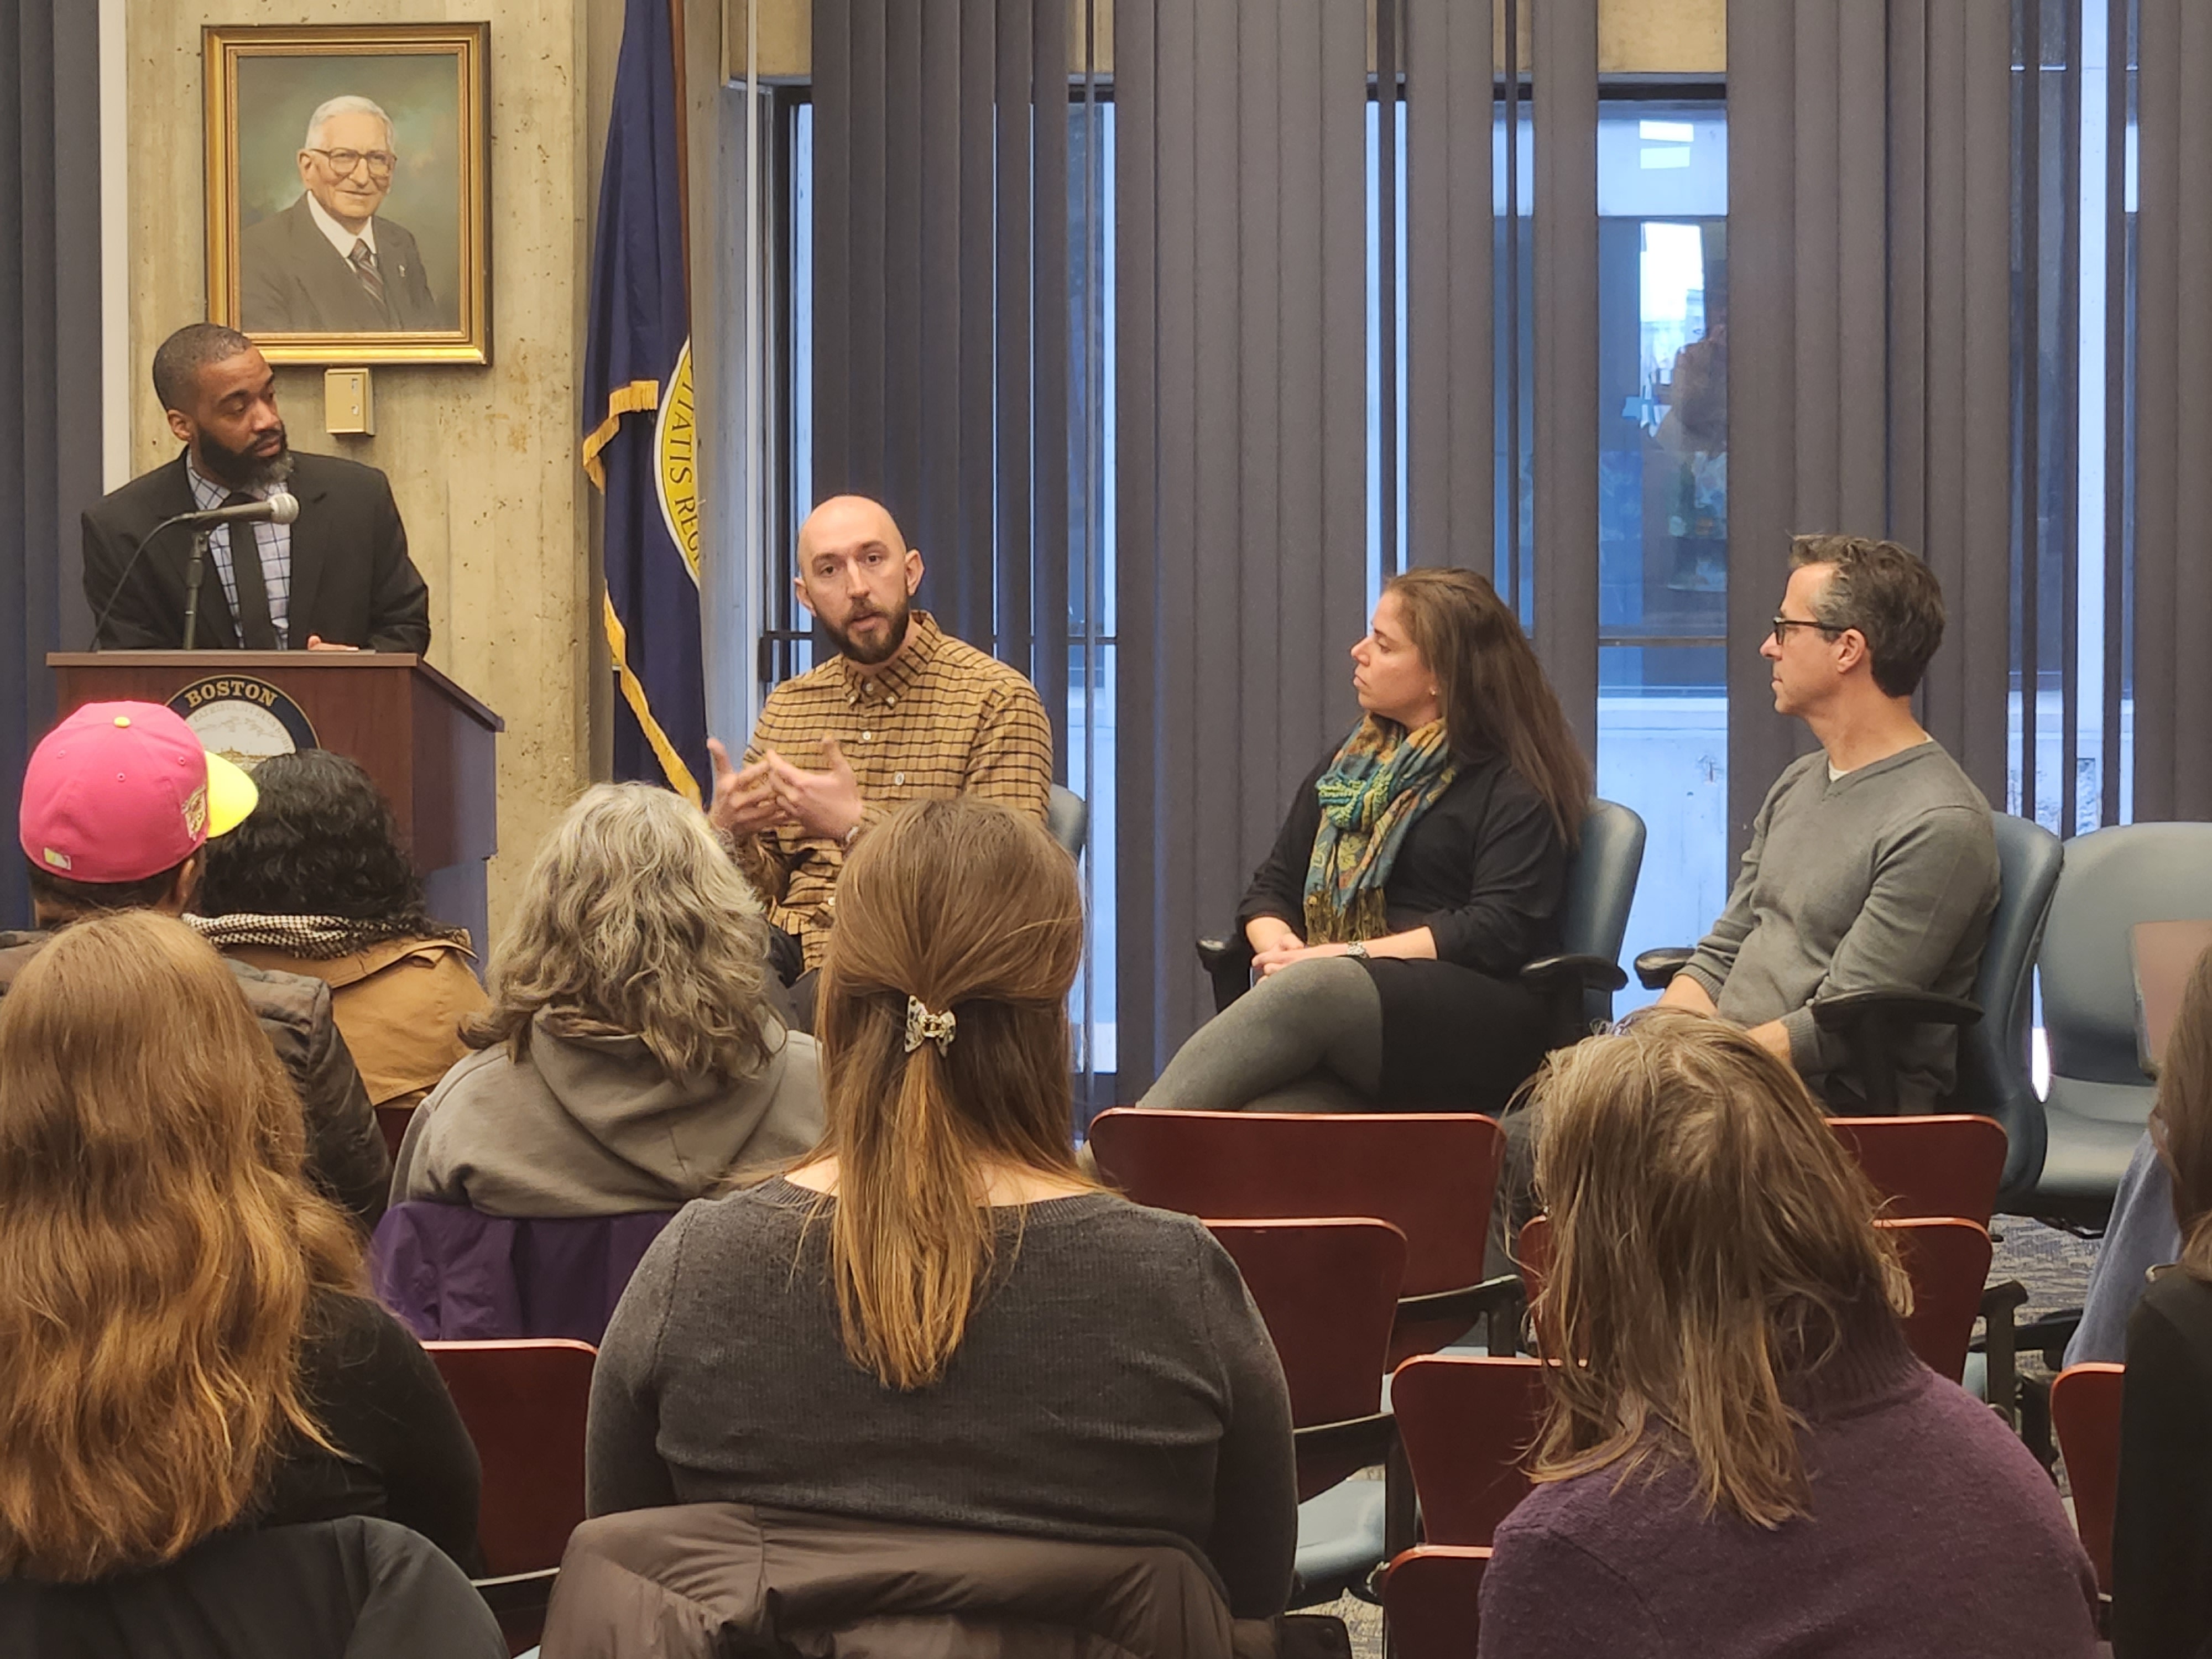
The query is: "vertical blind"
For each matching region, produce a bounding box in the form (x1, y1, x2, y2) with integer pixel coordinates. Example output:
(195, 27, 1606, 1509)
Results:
(1730, 0, 2212, 844)
(1112, 0, 1373, 1079)
(809, 0, 1073, 754)
(1, 0, 101, 928)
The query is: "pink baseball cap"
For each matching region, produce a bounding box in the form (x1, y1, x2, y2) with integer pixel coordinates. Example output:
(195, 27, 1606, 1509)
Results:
(19, 701, 259, 884)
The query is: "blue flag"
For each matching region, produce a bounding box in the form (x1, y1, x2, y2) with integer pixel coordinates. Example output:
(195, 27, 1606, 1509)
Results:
(583, 0, 705, 804)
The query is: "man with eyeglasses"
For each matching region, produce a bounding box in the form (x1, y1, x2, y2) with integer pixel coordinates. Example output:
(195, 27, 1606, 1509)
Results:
(1653, 535, 2000, 1112)
(239, 95, 447, 333)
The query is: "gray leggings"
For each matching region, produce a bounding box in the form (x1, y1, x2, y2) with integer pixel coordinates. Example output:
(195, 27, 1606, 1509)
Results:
(1138, 956, 1384, 1113)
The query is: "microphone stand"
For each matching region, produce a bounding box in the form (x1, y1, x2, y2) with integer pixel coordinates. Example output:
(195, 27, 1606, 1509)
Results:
(180, 527, 212, 651)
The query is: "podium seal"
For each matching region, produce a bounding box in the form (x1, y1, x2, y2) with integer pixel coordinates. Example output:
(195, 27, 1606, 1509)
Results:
(167, 675, 320, 773)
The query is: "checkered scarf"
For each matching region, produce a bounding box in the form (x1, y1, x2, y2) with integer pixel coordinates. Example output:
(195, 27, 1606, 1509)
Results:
(188, 911, 471, 960)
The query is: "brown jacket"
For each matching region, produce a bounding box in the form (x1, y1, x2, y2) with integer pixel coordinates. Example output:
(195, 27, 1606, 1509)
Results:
(222, 936, 486, 1108)
(539, 1503, 1310, 1659)
(0, 928, 390, 1230)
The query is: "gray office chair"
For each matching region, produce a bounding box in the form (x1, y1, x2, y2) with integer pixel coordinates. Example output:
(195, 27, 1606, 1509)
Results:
(1198, 798, 1646, 1050)
(1635, 811, 2059, 1137)
(1045, 784, 1087, 859)
(2028, 821, 2212, 1227)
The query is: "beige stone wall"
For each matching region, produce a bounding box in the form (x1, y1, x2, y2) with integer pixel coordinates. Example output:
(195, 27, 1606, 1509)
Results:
(125, 0, 602, 933)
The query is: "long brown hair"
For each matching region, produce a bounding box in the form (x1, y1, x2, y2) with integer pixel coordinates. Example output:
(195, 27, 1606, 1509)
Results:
(1384, 567, 1591, 844)
(0, 911, 363, 1582)
(811, 799, 1092, 1390)
(2153, 945, 2212, 1280)
(469, 782, 776, 1082)
(1526, 1010, 1910, 1527)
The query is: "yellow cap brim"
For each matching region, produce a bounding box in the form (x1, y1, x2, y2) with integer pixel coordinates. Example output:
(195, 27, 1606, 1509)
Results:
(203, 750, 259, 839)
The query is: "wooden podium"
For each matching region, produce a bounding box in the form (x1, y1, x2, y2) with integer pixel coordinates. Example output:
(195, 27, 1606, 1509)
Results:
(46, 652, 503, 950)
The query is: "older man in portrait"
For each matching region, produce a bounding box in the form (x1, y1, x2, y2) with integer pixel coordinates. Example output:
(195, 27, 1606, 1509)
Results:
(239, 94, 448, 333)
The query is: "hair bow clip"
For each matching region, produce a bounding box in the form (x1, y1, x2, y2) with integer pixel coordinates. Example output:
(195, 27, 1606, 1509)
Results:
(904, 996, 957, 1055)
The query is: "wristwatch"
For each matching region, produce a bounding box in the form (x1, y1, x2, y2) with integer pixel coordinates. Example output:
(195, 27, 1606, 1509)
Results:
(1345, 940, 1371, 960)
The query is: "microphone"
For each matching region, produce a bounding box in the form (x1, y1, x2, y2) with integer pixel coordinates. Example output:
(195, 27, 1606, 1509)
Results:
(176, 489, 300, 528)
(88, 490, 301, 649)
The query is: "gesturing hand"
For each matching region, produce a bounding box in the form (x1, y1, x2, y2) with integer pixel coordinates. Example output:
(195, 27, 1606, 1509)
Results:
(764, 737, 865, 843)
(706, 737, 791, 837)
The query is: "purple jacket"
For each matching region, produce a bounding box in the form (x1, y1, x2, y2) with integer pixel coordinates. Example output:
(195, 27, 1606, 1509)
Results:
(1477, 1310, 2100, 1658)
(369, 1201, 673, 1344)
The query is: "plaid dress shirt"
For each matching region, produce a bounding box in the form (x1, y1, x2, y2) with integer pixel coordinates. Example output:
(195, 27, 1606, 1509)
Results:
(735, 611, 1054, 968)
(185, 456, 293, 646)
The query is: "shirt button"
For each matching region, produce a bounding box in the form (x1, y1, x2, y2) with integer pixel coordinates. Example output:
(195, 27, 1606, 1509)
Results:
(894, 772, 905, 787)
(862, 732, 873, 743)
(886, 693, 898, 706)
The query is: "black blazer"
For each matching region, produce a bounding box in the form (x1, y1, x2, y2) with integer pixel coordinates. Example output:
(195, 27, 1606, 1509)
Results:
(81, 451, 432, 653)
(239, 196, 448, 333)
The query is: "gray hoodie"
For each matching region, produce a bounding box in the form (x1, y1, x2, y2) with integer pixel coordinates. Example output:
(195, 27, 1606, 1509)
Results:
(390, 1009, 822, 1217)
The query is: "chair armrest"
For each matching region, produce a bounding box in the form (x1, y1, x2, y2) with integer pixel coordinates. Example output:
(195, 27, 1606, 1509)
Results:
(1519, 953, 1629, 997)
(1810, 988, 1985, 1032)
(1196, 935, 1256, 1014)
(2015, 1306, 2083, 1371)
(473, 1567, 560, 1618)
(1396, 1274, 1527, 1357)
(1292, 1411, 1396, 1473)
(1633, 947, 1695, 991)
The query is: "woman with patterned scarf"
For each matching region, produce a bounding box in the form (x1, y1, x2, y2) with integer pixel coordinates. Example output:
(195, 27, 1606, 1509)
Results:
(1140, 568, 1590, 1118)
(192, 748, 487, 1152)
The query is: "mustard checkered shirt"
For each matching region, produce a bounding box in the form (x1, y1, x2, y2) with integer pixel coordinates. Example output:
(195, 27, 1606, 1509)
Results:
(734, 612, 1054, 968)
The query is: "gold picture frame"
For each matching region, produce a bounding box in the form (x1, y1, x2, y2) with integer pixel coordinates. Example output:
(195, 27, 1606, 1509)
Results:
(205, 23, 491, 365)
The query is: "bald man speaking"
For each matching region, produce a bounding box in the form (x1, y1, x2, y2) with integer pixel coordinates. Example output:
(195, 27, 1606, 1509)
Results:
(708, 495, 1053, 1010)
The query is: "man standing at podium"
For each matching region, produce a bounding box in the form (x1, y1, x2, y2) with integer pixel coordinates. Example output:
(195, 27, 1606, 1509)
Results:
(81, 323, 431, 653)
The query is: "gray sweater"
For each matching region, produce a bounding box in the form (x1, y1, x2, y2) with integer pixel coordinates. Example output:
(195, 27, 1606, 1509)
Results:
(1681, 742, 1999, 1109)
(392, 1011, 822, 1217)
(585, 1178, 1298, 1618)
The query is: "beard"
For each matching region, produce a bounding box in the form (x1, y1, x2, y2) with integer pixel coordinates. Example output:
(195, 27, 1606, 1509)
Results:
(196, 424, 295, 491)
(822, 593, 912, 666)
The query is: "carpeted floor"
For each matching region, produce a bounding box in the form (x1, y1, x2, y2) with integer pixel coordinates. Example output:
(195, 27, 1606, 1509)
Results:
(1319, 1216, 2106, 1658)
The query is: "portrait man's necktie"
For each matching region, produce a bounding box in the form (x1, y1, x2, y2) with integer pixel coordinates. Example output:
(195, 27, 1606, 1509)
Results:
(221, 493, 280, 651)
(349, 238, 389, 313)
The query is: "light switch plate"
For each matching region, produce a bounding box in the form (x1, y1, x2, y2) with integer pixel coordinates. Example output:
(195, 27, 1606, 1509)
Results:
(324, 367, 374, 435)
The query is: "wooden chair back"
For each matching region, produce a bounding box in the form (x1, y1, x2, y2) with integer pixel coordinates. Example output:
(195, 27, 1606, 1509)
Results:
(1381, 1545, 1489, 1658)
(425, 1338, 597, 1577)
(1828, 1114, 2007, 1224)
(1879, 1216, 1992, 1382)
(1387, 1355, 1546, 1546)
(1516, 1214, 1987, 1382)
(1088, 1108, 1505, 1362)
(2051, 1361, 2126, 1594)
(1206, 1218, 1406, 1500)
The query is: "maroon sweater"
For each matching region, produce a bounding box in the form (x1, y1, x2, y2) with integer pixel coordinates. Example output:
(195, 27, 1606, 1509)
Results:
(1477, 1312, 2100, 1658)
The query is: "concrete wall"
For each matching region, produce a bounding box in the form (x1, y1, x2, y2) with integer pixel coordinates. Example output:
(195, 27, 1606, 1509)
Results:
(123, 0, 630, 933)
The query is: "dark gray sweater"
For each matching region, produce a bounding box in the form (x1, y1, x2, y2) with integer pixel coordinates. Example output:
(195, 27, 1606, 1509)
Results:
(1680, 742, 1999, 1109)
(586, 1178, 1298, 1618)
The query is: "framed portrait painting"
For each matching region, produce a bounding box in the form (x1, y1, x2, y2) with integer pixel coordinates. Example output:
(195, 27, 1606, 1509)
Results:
(205, 23, 491, 364)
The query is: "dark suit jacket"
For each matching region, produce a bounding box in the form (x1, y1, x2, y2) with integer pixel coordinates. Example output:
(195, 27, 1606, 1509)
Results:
(239, 196, 447, 333)
(82, 450, 432, 653)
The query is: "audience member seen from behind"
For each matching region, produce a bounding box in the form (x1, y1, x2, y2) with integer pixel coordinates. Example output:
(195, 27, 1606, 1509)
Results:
(4, 701, 388, 1230)
(0, 912, 481, 1582)
(2113, 943, 2212, 1658)
(1658, 536, 1999, 1110)
(194, 748, 487, 1130)
(1141, 566, 1589, 1117)
(588, 800, 1297, 1618)
(391, 782, 822, 1216)
(1478, 1012, 2098, 1658)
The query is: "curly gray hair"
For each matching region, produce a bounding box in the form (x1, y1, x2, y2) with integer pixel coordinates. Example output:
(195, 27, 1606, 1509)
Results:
(469, 783, 778, 1082)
